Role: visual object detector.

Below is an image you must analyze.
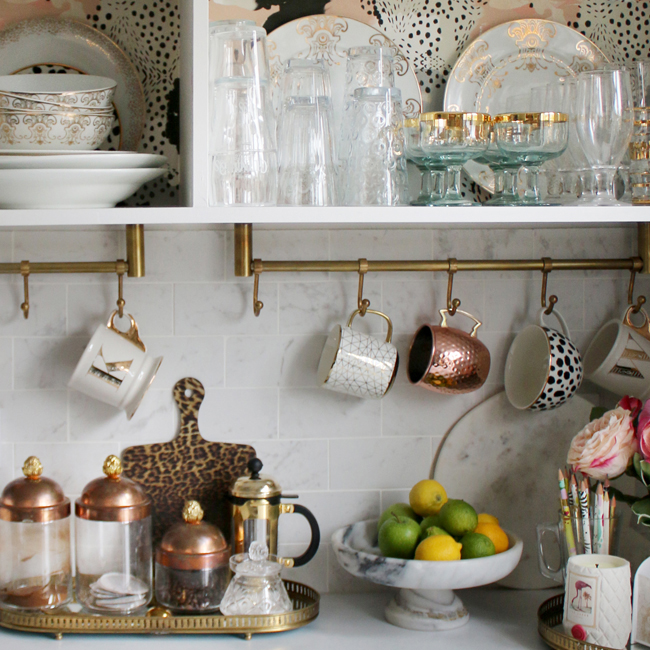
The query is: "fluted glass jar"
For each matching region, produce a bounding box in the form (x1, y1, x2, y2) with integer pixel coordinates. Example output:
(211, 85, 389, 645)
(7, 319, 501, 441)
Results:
(155, 500, 230, 613)
(0, 457, 71, 611)
(75, 455, 152, 614)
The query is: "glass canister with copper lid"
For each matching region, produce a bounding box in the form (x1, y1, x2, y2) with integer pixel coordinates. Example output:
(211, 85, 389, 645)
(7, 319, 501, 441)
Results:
(0, 456, 71, 611)
(155, 500, 230, 612)
(75, 455, 152, 613)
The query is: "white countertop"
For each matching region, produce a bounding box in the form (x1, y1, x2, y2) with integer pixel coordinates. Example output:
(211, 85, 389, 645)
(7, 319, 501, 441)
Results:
(0, 587, 559, 650)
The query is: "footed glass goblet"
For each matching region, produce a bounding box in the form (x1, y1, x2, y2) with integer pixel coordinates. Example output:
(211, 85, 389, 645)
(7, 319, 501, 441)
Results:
(404, 117, 445, 205)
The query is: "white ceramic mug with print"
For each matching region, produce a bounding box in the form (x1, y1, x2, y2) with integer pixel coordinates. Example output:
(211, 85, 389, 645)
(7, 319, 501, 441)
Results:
(584, 306, 650, 398)
(505, 308, 583, 411)
(69, 310, 163, 419)
(317, 308, 399, 399)
(563, 554, 631, 649)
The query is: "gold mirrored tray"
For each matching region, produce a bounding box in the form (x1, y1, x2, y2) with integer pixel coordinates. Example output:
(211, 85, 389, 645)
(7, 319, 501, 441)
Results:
(0, 580, 319, 640)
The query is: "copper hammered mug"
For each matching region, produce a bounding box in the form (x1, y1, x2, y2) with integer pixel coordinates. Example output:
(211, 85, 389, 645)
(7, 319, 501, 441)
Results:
(407, 308, 491, 393)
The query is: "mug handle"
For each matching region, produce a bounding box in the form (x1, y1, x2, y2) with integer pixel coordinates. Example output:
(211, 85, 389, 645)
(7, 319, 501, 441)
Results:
(623, 305, 650, 342)
(536, 521, 564, 583)
(438, 308, 482, 338)
(107, 309, 146, 352)
(277, 503, 321, 568)
(347, 308, 394, 343)
(537, 307, 570, 339)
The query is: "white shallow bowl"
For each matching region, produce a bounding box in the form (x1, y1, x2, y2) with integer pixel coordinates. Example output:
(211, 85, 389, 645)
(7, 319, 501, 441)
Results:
(331, 519, 523, 631)
(0, 74, 116, 108)
(0, 152, 167, 169)
(0, 167, 165, 208)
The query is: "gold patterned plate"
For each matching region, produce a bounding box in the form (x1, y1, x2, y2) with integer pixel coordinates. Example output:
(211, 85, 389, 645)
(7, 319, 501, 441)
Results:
(444, 19, 607, 193)
(267, 14, 422, 122)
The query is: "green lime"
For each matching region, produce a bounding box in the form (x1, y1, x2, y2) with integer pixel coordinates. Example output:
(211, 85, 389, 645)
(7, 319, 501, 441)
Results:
(459, 532, 496, 559)
(378, 503, 420, 532)
(438, 499, 479, 537)
(422, 525, 450, 540)
(419, 514, 442, 535)
(378, 516, 421, 559)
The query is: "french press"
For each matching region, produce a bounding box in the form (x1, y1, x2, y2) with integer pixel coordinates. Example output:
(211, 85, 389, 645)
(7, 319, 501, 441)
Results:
(229, 458, 320, 567)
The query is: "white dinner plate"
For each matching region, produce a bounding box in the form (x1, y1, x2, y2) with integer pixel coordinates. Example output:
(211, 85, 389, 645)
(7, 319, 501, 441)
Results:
(0, 167, 164, 209)
(0, 152, 167, 170)
(444, 19, 607, 193)
(0, 18, 145, 151)
(267, 14, 422, 122)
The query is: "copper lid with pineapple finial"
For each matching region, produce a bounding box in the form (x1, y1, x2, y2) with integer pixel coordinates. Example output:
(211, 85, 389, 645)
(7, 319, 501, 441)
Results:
(0, 456, 70, 522)
(156, 500, 230, 570)
(75, 455, 151, 522)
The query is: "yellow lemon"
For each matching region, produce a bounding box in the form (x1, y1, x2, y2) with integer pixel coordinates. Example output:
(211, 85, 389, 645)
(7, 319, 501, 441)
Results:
(473, 522, 509, 554)
(477, 513, 499, 526)
(414, 534, 462, 561)
(409, 479, 448, 517)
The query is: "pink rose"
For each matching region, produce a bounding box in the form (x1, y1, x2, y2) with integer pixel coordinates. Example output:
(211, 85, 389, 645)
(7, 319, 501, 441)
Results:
(619, 396, 643, 419)
(567, 407, 638, 480)
(637, 400, 650, 460)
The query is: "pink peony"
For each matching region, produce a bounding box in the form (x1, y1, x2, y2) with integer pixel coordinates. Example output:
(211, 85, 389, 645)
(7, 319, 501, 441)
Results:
(619, 396, 643, 420)
(637, 400, 650, 460)
(567, 407, 638, 480)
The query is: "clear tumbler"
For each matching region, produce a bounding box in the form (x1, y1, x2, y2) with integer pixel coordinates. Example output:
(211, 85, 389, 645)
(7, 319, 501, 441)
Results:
(344, 87, 409, 206)
(209, 25, 277, 206)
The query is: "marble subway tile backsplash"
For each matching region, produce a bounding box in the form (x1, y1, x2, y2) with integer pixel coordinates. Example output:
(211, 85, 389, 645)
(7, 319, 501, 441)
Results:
(0, 224, 636, 593)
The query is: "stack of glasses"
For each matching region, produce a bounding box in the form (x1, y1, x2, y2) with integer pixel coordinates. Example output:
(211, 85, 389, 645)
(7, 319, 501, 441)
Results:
(631, 61, 650, 205)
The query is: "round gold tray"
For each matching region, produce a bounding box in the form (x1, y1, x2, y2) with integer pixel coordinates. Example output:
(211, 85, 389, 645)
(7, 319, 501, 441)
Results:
(538, 593, 618, 650)
(0, 580, 319, 639)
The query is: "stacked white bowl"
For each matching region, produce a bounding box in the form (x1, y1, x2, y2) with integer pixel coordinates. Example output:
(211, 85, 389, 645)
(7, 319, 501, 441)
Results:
(0, 75, 116, 150)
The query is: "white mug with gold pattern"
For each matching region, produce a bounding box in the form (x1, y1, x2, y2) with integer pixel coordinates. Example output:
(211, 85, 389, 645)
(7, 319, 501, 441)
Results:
(584, 306, 650, 398)
(317, 308, 399, 399)
(69, 310, 163, 419)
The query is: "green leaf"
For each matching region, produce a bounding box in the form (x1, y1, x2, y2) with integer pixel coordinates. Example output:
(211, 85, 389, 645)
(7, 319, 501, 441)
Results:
(632, 497, 650, 527)
(634, 453, 644, 479)
(590, 406, 608, 422)
(641, 461, 650, 486)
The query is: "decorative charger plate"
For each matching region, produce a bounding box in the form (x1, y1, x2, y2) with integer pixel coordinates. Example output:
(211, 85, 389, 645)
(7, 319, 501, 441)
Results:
(267, 14, 422, 124)
(444, 19, 607, 193)
(0, 18, 145, 151)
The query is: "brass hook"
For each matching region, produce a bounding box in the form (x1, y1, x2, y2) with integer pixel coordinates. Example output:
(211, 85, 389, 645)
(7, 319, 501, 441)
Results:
(20, 260, 29, 319)
(628, 263, 647, 314)
(253, 259, 264, 317)
(541, 257, 558, 315)
(447, 258, 461, 316)
(116, 259, 126, 319)
(357, 258, 370, 317)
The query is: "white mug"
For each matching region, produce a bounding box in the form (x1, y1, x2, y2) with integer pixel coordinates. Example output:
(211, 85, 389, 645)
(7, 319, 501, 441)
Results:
(317, 308, 399, 399)
(505, 308, 583, 411)
(69, 310, 163, 419)
(584, 306, 650, 398)
(563, 554, 631, 649)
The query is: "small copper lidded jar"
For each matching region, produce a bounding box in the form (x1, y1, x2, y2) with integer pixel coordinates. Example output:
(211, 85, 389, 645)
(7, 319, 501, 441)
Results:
(155, 500, 230, 612)
(0, 457, 72, 611)
(75, 455, 152, 613)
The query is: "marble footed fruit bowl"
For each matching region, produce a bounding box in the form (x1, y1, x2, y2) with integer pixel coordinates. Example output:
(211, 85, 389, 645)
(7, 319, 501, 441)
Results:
(331, 519, 523, 632)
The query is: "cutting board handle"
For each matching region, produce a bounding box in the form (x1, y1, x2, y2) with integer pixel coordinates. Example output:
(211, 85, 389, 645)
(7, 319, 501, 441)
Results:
(173, 377, 205, 438)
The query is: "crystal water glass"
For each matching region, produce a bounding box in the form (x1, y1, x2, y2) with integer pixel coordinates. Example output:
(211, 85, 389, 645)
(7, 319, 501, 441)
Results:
(494, 112, 568, 205)
(474, 132, 520, 206)
(404, 117, 445, 205)
(209, 25, 277, 206)
(575, 68, 634, 206)
(420, 112, 491, 206)
(344, 87, 409, 206)
(630, 60, 650, 108)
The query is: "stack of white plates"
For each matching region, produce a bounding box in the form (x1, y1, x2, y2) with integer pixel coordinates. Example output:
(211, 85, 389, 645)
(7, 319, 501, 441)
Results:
(0, 151, 167, 208)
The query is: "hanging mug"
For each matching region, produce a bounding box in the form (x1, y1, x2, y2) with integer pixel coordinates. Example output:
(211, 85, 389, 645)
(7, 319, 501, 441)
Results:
(407, 309, 491, 394)
(317, 308, 399, 399)
(69, 310, 163, 419)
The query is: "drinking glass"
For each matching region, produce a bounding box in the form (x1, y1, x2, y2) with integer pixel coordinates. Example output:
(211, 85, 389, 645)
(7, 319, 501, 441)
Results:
(420, 112, 491, 206)
(209, 25, 277, 206)
(630, 60, 650, 107)
(344, 87, 409, 206)
(474, 132, 520, 206)
(630, 107, 650, 205)
(277, 61, 338, 205)
(575, 68, 634, 206)
(404, 117, 445, 205)
(494, 112, 568, 205)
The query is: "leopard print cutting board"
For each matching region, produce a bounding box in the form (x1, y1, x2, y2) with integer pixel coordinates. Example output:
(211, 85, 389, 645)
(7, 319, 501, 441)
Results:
(121, 377, 256, 546)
